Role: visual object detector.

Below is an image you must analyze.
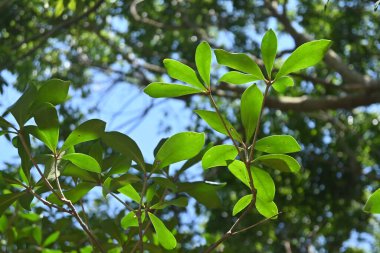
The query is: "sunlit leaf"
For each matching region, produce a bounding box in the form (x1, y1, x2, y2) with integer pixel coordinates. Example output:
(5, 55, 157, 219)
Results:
(232, 194, 252, 216)
(241, 84, 263, 142)
(255, 135, 301, 154)
(256, 198, 278, 219)
(254, 154, 301, 173)
(219, 71, 260, 85)
(117, 184, 141, 203)
(33, 103, 59, 151)
(121, 212, 139, 229)
(272, 76, 294, 93)
(163, 59, 205, 90)
(36, 79, 70, 105)
(195, 41, 212, 87)
(148, 212, 177, 250)
(144, 82, 203, 98)
(261, 29, 277, 78)
(252, 167, 275, 202)
(202, 144, 238, 169)
(62, 153, 102, 173)
(364, 188, 380, 214)
(43, 231, 60, 247)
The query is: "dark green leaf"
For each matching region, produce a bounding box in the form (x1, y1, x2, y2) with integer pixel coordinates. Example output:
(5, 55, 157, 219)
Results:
(254, 154, 301, 173)
(0, 117, 14, 129)
(261, 29, 277, 78)
(256, 198, 278, 219)
(272, 76, 294, 93)
(195, 41, 212, 87)
(364, 188, 380, 214)
(107, 156, 132, 176)
(255, 135, 301, 154)
(276, 40, 332, 79)
(16, 132, 32, 181)
(202, 144, 238, 169)
(241, 84, 263, 142)
(0, 191, 26, 215)
(62, 153, 102, 173)
(219, 71, 260, 85)
(47, 182, 96, 205)
(61, 162, 97, 182)
(102, 131, 145, 171)
(144, 82, 202, 98)
(19, 191, 34, 211)
(36, 79, 70, 105)
(151, 197, 188, 210)
(252, 167, 275, 202)
(163, 59, 205, 90)
(195, 110, 241, 141)
(148, 212, 177, 250)
(215, 49, 265, 79)
(232, 194, 252, 216)
(177, 181, 225, 208)
(155, 132, 205, 169)
(9, 85, 37, 126)
(33, 103, 59, 151)
(61, 119, 106, 151)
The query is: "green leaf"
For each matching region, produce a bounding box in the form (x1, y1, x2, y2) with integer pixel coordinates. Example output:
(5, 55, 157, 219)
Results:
(43, 231, 60, 247)
(252, 167, 275, 202)
(0, 117, 14, 129)
(276, 40, 332, 79)
(61, 119, 106, 151)
(117, 184, 141, 203)
(47, 182, 95, 205)
(55, 0, 64, 16)
(33, 226, 42, 245)
(107, 156, 132, 176)
(0, 191, 26, 215)
(219, 71, 260, 85)
(16, 132, 32, 181)
(19, 191, 34, 211)
(61, 162, 97, 182)
(9, 85, 37, 126)
(195, 110, 241, 141)
(202, 144, 238, 169)
(144, 82, 202, 98)
(155, 132, 205, 169)
(256, 198, 278, 219)
(195, 41, 212, 87)
(148, 212, 177, 250)
(255, 135, 301, 154)
(241, 84, 263, 142)
(272, 76, 294, 93)
(102, 131, 145, 171)
(215, 49, 265, 79)
(163, 59, 205, 90)
(33, 103, 59, 151)
(121, 212, 139, 229)
(232, 194, 252, 216)
(254, 154, 301, 173)
(364, 188, 380, 214)
(177, 181, 225, 209)
(62, 153, 102, 173)
(227, 160, 250, 188)
(261, 29, 277, 78)
(36, 79, 70, 105)
(151, 197, 188, 210)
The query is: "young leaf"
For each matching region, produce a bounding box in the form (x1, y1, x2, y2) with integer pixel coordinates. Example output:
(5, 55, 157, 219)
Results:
(163, 59, 205, 90)
(195, 41, 212, 87)
(227, 160, 250, 188)
(252, 167, 275, 202)
(276, 40, 332, 79)
(195, 110, 241, 142)
(232, 194, 252, 216)
(215, 49, 265, 80)
(364, 188, 380, 214)
(254, 154, 301, 173)
(261, 29, 278, 78)
(219, 71, 260, 85)
(255, 135, 301, 154)
(118, 184, 141, 203)
(148, 212, 177, 250)
(36, 79, 70, 105)
(256, 198, 278, 219)
(272, 76, 294, 93)
(202, 144, 238, 169)
(33, 103, 59, 151)
(43, 231, 60, 247)
(0, 191, 26, 215)
(241, 84, 263, 142)
(102, 131, 145, 171)
(151, 197, 188, 210)
(144, 82, 202, 98)
(121, 212, 139, 229)
(9, 85, 37, 127)
(155, 132, 205, 169)
(61, 119, 106, 151)
(62, 153, 102, 173)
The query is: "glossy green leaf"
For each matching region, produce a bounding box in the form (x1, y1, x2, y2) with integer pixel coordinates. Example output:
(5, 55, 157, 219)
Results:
(61, 162, 97, 182)
(144, 82, 203, 98)
(241, 84, 263, 142)
(62, 153, 102, 173)
(163, 59, 205, 90)
(36, 79, 70, 105)
(256, 198, 278, 219)
(261, 29, 277, 78)
(272, 76, 294, 93)
(227, 160, 250, 188)
(61, 119, 106, 151)
(232, 194, 252, 216)
(148, 212, 177, 250)
(276, 40, 332, 79)
(121, 212, 139, 229)
(215, 49, 265, 79)
(255, 135, 301, 154)
(102, 131, 145, 171)
(364, 188, 380, 214)
(9, 85, 37, 126)
(33, 103, 59, 151)
(155, 132, 205, 169)
(151, 197, 188, 210)
(195, 110, 241, 141)
(118, 184, 141, 203)
(195, 41, 212, 87)
(177, 181, 225, 209)
(254, 154, 301, 173)
(0, 191, 26, 215)
(202, 144, 238, 169)
(47, 182, 95, 205)
(43, 231, 60, 247)
(252, 167, 275, 202)
(219, 71, 260, 85)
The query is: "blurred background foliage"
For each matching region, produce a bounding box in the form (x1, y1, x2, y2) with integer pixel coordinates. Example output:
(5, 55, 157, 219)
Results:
(0, 0, 380, 252)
